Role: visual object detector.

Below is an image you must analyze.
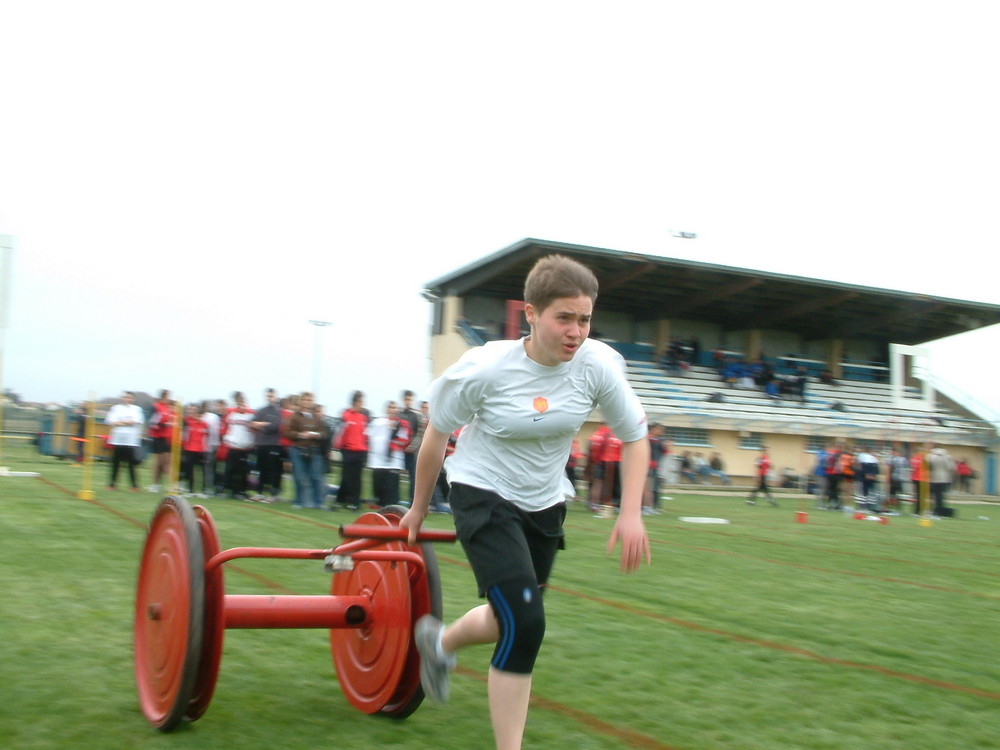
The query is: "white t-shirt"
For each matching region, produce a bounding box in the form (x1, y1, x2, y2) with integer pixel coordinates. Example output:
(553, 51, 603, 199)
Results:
(223, 409, 255, 450)
(202, 411, 221, 451)
(105, 403, 144, 447)
(429, 337, 647, 512)
(366, 417, 410, 471)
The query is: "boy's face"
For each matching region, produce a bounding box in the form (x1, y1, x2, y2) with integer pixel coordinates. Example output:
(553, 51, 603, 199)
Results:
(524, 294, 593, 367)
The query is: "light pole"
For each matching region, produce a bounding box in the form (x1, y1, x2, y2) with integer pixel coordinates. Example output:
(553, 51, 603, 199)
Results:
(308, 319, 332, 398)
(0, 235, 13, 470)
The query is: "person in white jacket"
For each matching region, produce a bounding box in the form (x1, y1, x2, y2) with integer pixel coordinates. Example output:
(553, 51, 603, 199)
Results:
(365, 401, 411, 507)
(105, 391, 144, 490)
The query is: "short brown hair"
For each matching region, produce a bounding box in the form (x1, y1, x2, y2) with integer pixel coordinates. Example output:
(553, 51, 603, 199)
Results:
(523, 255, 599, 312)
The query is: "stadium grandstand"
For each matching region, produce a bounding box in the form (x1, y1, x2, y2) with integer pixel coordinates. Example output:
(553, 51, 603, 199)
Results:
(423, 239, 1000, 496)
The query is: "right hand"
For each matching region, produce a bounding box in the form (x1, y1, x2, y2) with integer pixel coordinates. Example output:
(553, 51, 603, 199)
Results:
(398, 506, 428, 546)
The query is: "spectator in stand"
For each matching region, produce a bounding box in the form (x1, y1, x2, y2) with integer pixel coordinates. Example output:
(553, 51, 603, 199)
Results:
(249, 388, 283, 502)
(287, 391, 328, 509)
(712, 347, 727, 374)
(366, 400, 412, 507)
(706, 452, 731, 485)
(105, 391, 143, 491)
(679, 450, 697, 483)
(201, 399, 222, 497)
(692, 451, 710, 483)
(146, 389, 176, 493)
(721, 358, 741, 387)
(747, 446, 777, 506)
(659, 348, 681, 376)
(955, 457, 974, 493)
(399, 390, 423, 502)
(926, 444, 956, 517)
(181, 403, 210, 496)
(819, 369, 837, 386)
(334, 390, 369, 511)
(791, 366, 809, 402)
(222, 391, 255, 500)
(764, 378, 781, 401)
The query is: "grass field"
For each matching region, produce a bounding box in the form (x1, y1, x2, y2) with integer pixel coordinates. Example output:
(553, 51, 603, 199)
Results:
(1, 439, 998, 749)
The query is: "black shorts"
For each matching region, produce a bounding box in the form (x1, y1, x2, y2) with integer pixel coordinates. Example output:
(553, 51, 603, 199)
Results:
(449, 483, 566, 598)
(151, 437, 171, 454)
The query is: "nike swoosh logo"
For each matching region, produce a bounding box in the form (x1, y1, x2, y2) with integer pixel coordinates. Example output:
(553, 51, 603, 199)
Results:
(533, 416, 546, 422)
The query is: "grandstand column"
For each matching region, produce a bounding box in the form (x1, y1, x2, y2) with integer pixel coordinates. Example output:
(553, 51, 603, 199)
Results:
(655, 320, 671, 359)
(744, 329, 762, 360)
(826, 339, 844, 379)
(430, 295, 469, 378)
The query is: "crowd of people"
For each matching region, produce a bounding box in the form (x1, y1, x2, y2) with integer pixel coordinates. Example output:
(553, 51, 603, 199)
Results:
(809, 441, 969, 517)
(103, 386, 450, 512)
(657, 342, 835, 404)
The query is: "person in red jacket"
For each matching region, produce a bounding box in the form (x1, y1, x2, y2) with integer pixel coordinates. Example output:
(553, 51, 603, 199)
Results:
(181, 403, 210, 496)
(587, 424, 610, 510)
(146, 389, 176, 492)
(333, 390, 369, 510)
(600, 425, 623, 508)
(747, 446, 777, 506)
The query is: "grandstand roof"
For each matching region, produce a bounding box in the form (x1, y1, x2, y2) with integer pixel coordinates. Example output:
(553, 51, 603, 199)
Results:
(424, 238, 1000, 345)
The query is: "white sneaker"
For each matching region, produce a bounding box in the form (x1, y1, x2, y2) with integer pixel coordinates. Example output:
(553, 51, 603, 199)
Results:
(146, 484, 161, 493)
(415, 615, 455, 703)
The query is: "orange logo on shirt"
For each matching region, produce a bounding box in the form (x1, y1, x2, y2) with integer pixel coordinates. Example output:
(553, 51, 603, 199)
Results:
(533, 397, 549, 413)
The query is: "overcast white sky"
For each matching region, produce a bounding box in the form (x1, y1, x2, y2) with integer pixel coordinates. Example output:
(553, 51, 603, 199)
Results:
(1, 1, 998, 421)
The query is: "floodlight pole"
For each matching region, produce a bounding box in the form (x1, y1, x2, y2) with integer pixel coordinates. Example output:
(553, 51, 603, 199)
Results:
(308, 319, 332, 398)
(0, 235, 14, 470)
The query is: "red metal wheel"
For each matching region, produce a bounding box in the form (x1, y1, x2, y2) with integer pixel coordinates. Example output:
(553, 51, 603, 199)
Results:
(330, 511, 413, 714)
(184, 505, 225, 722)
(134, 496, 205, 731)
(375, 506, 444, 718)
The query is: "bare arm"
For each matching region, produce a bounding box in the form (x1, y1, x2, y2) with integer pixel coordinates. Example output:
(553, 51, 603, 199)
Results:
(399, 423, 450, 545)
(607, 437, 652, 572)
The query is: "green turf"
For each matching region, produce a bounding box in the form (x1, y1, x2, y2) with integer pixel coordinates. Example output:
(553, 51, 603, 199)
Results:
(1, 440, 998, 749)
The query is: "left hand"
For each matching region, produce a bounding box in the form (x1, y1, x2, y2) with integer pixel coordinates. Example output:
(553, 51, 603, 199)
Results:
(606, 513, 651, 573)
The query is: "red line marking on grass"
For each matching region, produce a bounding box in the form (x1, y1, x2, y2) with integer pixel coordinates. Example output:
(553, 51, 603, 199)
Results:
(455, 666, 681, 750)
(544, 583, 1000, 702)
(650, 536, 1000, 601)
(37, 476, 148, 529)
(437, 549, 1000, 701)
(636, 520, 1000, 577)
(667, 506, 1000, 548)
